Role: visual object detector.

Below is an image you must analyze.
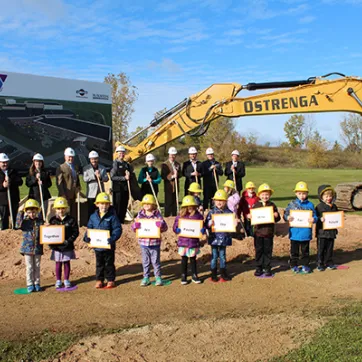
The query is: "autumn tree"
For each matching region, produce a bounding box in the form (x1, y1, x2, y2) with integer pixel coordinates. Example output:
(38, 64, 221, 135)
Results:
(306, 131, 330, 168)
(284, 115, 305, 148)
(104, 73, 138, 143)
(340, 113, 362, 153)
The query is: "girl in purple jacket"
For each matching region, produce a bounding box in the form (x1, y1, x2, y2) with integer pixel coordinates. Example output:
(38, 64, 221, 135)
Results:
(173, 195, 206, 285)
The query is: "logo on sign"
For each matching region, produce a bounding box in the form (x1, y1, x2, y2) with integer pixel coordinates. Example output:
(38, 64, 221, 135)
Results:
(76, 89, 88, 98)
(0, 74, 8, 92)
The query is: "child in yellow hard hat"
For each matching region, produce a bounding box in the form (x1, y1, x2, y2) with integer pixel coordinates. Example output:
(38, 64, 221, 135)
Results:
(16, 199, 44, 293)
(237, 181, 259, 237)
(132, 194, 167, 287)
(188, 182, 204, 215)
(284, 182, 317, 274)
(49, 197, 79, 289)
(223, 180, 241, 214)
(84, 193, 122, 289)
(250, 184, 281, 277)
(173, 195, 206, 285)
(205, 190, 238, 282)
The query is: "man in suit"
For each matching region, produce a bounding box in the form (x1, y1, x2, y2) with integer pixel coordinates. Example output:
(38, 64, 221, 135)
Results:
(110, 145, 134, 223)
(201, 147, 223, 209)
(56, 147, 81, 220)
(182, 146, 202, 197)
(224, 150, 246, 194)
(83, 150, 109, 218)
(161, 147, 182, 217)
(0, 153, 23, 229)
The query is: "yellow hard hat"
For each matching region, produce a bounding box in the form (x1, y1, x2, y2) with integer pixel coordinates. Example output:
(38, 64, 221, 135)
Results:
(24, 199, 40, 210)
(223, 180, 235, 189)
(181, 195, 198, 207)
(53, 197, 69, 209)
(294, 181, 309, 192)
(245, 181, 256, 189)
(141, 194, 157, 205)
(257, 183, 274, 196)
(95, 192, 111, 204)
(188, 182, 203, 193)
(213, 189, 228, 201)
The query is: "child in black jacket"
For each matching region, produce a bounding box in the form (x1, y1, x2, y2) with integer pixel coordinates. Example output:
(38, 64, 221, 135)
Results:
(315, 185, 339, 271)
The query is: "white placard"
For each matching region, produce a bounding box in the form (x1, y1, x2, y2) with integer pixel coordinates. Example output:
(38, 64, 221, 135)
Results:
(40, 225, 65, 244)
(289, 210, 312, 228)
(136, 219, 161, 238)
(179, 219, 203, 238)
(250, 206, 275, 225)
(212, 214, 236, 232)
(323, 211, 344, 230)
(88, 229, 111, 249)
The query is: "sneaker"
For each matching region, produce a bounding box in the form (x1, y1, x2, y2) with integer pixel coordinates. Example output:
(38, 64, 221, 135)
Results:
(55, 280, 62, 289)
(106, 281, 115, 288)
(34, 284, 42, 292)
(155, 277, 163, 286)
(95, 281, 104, 289)
(140, 277, 151, 287)
(27, 285, 35, 293)
(264, 270, 273, 277)
(317, 265, 325, 272)
(181, 274, 188, 285)
(191, 274, 202, 284)
(254, 269, 263, 277)
(327, 265, 337, 270)
(291, 266, 300, 274)
(64, 280, 72, 288)
(301, 265, 311, 274)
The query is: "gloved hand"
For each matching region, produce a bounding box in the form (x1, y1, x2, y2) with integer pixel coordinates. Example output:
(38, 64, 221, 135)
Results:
(175, 228, 181, 234)
(63, 240, 69, 247)
(134, 222, 141, 229)
(84, 236, 91, 243)
(156, 221, 162, 228)
(201, 228, 206, 235)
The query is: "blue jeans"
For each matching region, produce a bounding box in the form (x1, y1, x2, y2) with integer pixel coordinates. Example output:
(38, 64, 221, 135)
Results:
(211, 246, 226, 269)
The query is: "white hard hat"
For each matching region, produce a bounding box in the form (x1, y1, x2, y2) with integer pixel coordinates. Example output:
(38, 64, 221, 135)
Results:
(145, 154, 155, 162)
(64, 147, 75, 157)
(88, 150, 99, 159)
(168, 147, 177, 155)
(188, 147, 198, 154)
(206, 147, 214, 155)
(0, 153, 9, 162)
(116, 145, 126, 152)
(231, 150, 240, 156)
(32, 153, 44, 161)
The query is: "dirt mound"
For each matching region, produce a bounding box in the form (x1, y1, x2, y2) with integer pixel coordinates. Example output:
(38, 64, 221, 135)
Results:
(47, 314, 323, 362)
(1, 214, 362, 282)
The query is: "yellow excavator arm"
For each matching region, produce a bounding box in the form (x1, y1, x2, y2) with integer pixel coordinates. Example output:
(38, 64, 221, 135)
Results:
(116, 73, 362, 162)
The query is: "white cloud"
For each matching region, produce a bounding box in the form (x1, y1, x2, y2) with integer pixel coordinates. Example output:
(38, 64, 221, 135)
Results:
(299, 15, 316, 23)
(147, 58, 182, 73)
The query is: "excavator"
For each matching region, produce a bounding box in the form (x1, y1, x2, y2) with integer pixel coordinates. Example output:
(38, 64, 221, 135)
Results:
(115, 72, 362, 211)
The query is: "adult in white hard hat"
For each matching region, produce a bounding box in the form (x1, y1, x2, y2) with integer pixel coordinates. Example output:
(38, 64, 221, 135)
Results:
(138, 154, 161, 198)
(161, 146, 181, 216)
(182, 146, 202, 197)
(55, 147, 81, 220)
(26, 153, 52, 216)
(0, 153, 23, 229)
(224, 149, 245, 194)
(111, 144, 135, 223)
(83, 150, 109, 217)
(201, 147, 223, 209)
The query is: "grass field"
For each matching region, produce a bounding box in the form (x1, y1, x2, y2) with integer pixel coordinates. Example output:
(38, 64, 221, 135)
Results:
(20, 167, 362, 209)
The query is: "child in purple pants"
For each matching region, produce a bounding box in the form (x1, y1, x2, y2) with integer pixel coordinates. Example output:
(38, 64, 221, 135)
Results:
(132, 194, 167, 286)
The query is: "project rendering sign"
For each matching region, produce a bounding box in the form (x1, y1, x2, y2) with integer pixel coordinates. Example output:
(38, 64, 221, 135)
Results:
(0, 70, 112, 174)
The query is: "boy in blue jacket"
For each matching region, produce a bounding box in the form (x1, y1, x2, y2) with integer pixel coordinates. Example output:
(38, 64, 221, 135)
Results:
(84, 192, 122, 288)
(284, 182, 317, 274)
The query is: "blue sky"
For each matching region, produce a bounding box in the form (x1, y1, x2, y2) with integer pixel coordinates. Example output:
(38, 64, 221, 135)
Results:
(2, 0, 362, 145)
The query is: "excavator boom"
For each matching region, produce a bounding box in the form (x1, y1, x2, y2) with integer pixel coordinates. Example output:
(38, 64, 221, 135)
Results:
(117, 74, 362, 162)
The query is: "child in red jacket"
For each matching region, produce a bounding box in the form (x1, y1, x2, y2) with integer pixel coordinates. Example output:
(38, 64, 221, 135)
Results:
(237, 181, 259, 236)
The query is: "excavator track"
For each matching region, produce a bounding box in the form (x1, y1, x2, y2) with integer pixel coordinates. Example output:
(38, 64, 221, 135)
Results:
(335, 182, 362, 211)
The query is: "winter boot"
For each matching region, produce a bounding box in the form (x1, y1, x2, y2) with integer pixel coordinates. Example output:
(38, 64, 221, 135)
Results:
(220, 268, 231, 282)
(210, 268, 218, 282)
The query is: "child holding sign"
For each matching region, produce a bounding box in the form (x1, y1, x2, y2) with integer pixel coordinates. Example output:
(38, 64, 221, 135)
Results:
(250, 184, 280, 277)
(49, 197, 79, 289)
(205, 190, 236, 282)
(284, 182, 317, 274)
(84, 193, 122, 289)
(173, 195, 205, 285)
(132, 194, 168, 287)
(16, 199, 44, 292)
(315, 185, 339, 271)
